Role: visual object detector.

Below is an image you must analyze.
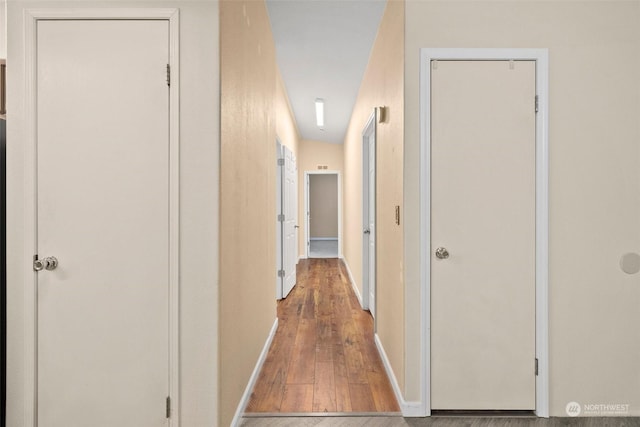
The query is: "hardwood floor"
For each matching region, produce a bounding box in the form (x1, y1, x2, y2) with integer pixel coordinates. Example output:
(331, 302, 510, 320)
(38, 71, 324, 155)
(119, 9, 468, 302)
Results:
(245, 258, 400, 414)
(240, 416, 640, 427)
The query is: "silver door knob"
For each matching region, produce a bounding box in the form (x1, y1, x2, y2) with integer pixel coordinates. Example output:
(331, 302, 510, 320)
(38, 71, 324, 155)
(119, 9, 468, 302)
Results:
(435, 247, 449, 260)
(364, 229, 370, 234)
(34, 256, 59, 271)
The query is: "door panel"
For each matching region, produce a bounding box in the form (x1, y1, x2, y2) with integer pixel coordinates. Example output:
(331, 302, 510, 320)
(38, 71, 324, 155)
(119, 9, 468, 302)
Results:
(431, 60, 536, 410)
(37, 20, 170, 426)
(362, 117, 376, 317)
(283, 146, 297, 297)
(276, 142, 283, 298)
(368, 134, 376, 318)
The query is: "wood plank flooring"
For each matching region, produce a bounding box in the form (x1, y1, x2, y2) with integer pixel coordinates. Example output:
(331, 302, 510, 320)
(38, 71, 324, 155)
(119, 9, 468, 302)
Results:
(240, 416, 640, 427)
(245, 258, 400, 414)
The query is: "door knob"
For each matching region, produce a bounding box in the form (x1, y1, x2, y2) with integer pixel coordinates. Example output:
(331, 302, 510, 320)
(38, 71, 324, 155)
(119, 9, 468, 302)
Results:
(34, 256, 59, 271)
(364, 229, 370, 234)
(435, 247, 449, 260)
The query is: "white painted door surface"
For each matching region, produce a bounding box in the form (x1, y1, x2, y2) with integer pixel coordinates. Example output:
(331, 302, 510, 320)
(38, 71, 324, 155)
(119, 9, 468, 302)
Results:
(431, 61, 536, 410)
(37, 20, 170, 426)
(367, 132, 376, 318)
(276, 142, 284, 298)
(283, 146, 297, 297)
(362, 113, 376, 317)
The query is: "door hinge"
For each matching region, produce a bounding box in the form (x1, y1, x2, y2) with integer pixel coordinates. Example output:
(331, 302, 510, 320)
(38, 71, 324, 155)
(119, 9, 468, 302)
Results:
(166, 64, 171, 87)
(278, 269, 285, 278)
(278, 214, 285, 222)
(166, 396, 171, 418)
(535, 95, 539, 113)
(277, 158, 285, 166)
(535, 358, 539, 376)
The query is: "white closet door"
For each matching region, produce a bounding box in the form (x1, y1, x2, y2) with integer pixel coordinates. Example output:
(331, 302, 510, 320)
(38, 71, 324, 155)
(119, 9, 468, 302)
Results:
(36, 20, 171, 426)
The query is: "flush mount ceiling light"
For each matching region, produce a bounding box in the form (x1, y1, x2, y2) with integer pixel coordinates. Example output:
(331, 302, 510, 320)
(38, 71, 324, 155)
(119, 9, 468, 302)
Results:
(315, 98, 324, 128)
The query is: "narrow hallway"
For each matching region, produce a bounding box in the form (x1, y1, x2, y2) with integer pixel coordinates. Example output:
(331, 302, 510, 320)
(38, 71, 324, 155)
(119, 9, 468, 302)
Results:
(245, 259, 400, 414)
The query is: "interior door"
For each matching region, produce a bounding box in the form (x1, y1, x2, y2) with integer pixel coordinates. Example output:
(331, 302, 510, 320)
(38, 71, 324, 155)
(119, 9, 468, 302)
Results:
(362, 114, 376, 317)
(36, 20, 170, 426)
(283, 145, 297, 298)
(276, 142, 284, 298)
(367, 131, 376, 318)
(431, 60, 536, 410)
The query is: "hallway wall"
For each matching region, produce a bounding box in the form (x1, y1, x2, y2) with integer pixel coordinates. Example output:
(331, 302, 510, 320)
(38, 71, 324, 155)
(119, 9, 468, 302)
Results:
(309, 174, 339, 239)
(276, 68, 300, 157)
(404, 0, 640, 414)
(343, 0, 405, 395)
(0, 1, 5, 58)
(220, 1, 278, 425)
(298, 139, 344, 257)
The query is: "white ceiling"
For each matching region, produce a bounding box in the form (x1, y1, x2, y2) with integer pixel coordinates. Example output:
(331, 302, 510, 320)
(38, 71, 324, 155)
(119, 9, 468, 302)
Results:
(266, 0, 386, 144)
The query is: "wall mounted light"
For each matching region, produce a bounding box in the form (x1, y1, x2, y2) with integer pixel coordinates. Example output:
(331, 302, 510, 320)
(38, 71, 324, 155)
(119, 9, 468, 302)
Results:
(315, 98, 324, 128)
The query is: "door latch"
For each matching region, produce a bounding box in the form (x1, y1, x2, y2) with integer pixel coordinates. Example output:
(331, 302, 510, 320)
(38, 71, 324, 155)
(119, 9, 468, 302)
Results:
(33, 256, 59, 271)
(435, 247, 449, 260)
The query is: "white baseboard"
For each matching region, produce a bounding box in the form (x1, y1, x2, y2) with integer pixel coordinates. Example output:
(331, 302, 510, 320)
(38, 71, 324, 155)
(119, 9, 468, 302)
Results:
(298, 255, 306, 262)
(374, 333, 425, 417)
(340, 256, 363, 309)
(230, 318, 279, 427)
(310, 237, 338, 241)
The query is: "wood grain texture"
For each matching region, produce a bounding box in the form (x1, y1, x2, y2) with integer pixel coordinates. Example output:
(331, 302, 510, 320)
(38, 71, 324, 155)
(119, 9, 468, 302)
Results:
(245, 259, 400, 413)
(280, 385, 313, 413)
(240, 417, 640, 427)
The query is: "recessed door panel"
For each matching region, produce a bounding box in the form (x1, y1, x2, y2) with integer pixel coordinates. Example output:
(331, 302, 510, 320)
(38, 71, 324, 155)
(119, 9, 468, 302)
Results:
(36, 20, 170, 426)
(431, 60, 536, 410)
(283, 145, 297, 297)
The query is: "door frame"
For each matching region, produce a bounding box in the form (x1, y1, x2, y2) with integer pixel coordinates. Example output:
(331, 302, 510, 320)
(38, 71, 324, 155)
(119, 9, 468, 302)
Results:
(304, 170, 342, 259)
(22, 9, 181, 426)
(276, 139, 284, 299)
(361, 110, 376, 315)
(419, 48, 549, 417)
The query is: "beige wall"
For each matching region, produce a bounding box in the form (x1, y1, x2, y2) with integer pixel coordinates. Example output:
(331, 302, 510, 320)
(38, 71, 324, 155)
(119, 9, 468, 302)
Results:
(309, 174, 339, 238)
(298, 139, 344, 256)
(220, 0, 280, 425)
(276, 67, 300, 157)
(6, 1, 219, 426)
(343, 0, 405, 394)
(0, 1, 5, 58)
(404, 0, 640, 414)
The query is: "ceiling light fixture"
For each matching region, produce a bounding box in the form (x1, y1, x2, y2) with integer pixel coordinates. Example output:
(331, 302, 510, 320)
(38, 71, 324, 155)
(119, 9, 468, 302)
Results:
(315, 98, 324, 128)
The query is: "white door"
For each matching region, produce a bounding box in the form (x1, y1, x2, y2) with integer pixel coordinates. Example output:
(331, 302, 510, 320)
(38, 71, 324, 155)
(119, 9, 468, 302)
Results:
(431, 60, 536, 410)
(362, 113, 376, 317)
(36, 20, 171, 426)
(276, 142, 284, 298)
(282, 145, 297, 298)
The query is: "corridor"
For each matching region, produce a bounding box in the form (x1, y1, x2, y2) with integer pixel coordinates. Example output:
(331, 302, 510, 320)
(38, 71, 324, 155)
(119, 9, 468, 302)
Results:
(245, 259, 400, 414)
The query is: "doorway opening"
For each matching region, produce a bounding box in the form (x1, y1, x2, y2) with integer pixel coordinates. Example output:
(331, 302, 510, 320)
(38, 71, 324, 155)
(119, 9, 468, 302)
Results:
(304, 171, 341, 259)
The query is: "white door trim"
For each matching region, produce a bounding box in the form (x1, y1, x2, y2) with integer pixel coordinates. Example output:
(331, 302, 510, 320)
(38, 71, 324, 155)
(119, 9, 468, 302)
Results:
(419, 48, 549, 417)
(304, 171, 342, 259)
(23, 9, 181, 426)
(361, 110, 376, 316)
(276, 139, 283, 300)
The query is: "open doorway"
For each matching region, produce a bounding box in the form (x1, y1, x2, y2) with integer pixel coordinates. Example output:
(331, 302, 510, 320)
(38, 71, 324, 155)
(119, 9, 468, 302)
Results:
(305, 171, 341, 259)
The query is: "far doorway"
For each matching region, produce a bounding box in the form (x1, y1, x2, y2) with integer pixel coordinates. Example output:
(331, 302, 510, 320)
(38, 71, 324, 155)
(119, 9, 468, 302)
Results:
(304, 171, 341, 259)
